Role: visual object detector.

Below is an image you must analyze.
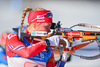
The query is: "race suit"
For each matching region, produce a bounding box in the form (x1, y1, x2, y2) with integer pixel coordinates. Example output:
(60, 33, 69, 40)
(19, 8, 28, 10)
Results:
(6, 28, 55, 67)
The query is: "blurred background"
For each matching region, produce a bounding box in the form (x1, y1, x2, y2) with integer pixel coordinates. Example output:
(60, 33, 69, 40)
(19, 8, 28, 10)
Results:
(0, 0, 100, 67)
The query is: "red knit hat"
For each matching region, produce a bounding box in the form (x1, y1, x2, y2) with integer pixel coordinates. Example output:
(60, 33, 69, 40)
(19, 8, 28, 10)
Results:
(28, 10, 53, 23)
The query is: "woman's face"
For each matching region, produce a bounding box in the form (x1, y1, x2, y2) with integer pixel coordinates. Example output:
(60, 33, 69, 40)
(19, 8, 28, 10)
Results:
(35, 23, 52, 33)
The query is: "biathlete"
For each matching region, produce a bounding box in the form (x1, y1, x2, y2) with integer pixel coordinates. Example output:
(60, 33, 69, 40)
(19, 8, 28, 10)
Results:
(6, 7, 69, 67)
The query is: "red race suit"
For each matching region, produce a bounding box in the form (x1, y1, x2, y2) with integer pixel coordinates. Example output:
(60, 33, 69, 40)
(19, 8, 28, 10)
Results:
(6, 33, 55, 67)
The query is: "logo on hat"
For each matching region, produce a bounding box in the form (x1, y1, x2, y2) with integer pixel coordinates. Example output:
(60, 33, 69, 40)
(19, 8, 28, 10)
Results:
(37, 15, 44, 19)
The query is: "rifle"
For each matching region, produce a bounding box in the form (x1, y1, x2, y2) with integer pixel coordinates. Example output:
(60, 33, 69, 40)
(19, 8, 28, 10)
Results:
(13, 23, 100, 61)
(30, 23, 100, 47)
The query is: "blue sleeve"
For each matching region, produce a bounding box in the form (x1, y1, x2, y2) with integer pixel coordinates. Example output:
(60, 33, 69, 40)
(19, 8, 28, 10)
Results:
(56, 61, 66, 67)
(0, 47, 8, 65)
(13, 25, 26, 34)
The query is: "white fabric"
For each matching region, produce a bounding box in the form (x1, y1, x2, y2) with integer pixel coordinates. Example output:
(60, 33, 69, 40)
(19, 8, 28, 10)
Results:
(47, 35, 70, 47)
(47, 35, 60, 47)
(61, 51, 68, 61)
(0, 64, 7, 67)
(47, 35, 70, 61)
(7, 56, 46, 67)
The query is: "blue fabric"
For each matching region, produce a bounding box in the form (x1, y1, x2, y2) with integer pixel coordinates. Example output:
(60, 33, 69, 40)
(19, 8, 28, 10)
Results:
(45, 39, 50, 46)
(13, 25, 26, 34)
(56, 61, 66, 67)
(12, 26, 52, 63)
(12, 37, 52, 63)
(0, 46, 8, 65)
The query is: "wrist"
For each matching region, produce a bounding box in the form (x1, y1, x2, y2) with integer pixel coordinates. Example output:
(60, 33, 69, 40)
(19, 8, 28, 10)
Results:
(61, 52, 68, 61)
(61, 60, 66, 62)
(45, 39, 50, 46)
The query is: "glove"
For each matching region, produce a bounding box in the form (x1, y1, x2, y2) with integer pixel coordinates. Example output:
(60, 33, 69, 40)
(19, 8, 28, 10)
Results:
(61, 51, 68, 61)
(45, 35, 60, 47)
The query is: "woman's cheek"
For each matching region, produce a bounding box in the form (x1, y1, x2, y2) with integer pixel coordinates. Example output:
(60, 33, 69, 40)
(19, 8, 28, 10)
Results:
(39, 27, 47, 31)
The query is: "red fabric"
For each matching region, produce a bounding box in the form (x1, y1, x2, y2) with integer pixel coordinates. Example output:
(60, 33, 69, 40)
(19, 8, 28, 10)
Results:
(28, 10, 52, 23)
(50, 48, 55, 59)
(6, 33, 56, 66)
(47, 62, 55, 67)
(6, 33, 47, 58)
(46, 48, 55, 67)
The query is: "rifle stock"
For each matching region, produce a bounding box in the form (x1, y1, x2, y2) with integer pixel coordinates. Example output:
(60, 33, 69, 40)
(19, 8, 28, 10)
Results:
(81, 35, 97, 42)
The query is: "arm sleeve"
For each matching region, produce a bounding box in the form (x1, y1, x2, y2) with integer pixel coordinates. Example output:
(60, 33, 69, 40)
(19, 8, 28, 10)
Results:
(6, 33, 47, 58)
(47, 62, 55, 67)
(47, 49, 55, 67)
(56, 61, 66, 67)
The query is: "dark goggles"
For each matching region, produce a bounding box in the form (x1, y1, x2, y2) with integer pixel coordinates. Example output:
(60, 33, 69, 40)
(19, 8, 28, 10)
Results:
(40, 12, 53, 18)
(46, 12, 53, 18)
